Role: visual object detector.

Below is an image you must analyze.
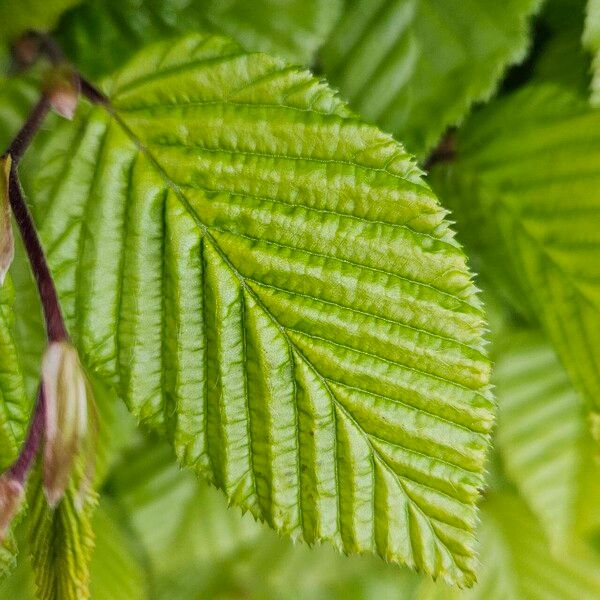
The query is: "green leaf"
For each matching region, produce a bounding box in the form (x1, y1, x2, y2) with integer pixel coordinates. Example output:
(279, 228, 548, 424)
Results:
(419, 489, 600, 600)
(28, 469, 97, 600)
(533, 1, 591, 95)
(89, 500, 149, 600)
(106, 437, 422, 600)
(320, 0, 541, 155)
(55, 0, 342, 78)
(0, 0, 80, 46)
(0, 499, 149, 600)
(0, 277, 32, 582)
(29, 33, 493, 585)
(0, 280, 29, 469)
(493, 330, 600, 547)
(585, 0, 600, 104)
(430, 84, 600, 432)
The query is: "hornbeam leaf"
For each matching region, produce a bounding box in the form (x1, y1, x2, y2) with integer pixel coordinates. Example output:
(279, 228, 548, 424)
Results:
(419, 490, 600, 600)
(320, 0, 541, 156)
(28, 33, 493, 585)
(494, 331, 600, 548)
(56, 0, 342, 78)
(430, 84, 600, 434)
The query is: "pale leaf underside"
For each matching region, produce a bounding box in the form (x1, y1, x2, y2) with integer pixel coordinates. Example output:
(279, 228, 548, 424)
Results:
(29, 34, 493, 585)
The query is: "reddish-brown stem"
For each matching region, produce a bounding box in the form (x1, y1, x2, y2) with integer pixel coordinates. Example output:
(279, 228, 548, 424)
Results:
(8, 166, 68, 342)
(8, 389, 45, 484)
(3, 95, 68, 342)
(5, 94, 50, 165)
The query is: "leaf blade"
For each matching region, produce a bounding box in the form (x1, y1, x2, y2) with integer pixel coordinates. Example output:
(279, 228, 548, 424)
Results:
(31, 33, 493, 585)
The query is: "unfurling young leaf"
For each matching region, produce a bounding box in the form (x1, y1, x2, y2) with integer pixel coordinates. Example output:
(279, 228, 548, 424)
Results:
(28, 33, 493, 585)
(585, 0, 600, 104)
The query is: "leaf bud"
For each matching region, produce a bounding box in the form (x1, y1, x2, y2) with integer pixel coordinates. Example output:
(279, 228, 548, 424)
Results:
(0, 474, 23, 543)
(42, 341, 93, 508)
(44, 66, 80, 121)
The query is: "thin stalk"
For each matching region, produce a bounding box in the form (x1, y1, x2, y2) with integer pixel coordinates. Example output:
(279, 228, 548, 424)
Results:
(7, 389, 45, 484)
(3, 95, 68, 342)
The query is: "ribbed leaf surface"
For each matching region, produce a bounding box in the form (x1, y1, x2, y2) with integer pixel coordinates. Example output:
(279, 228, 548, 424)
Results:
(494, 331, 599, 547)
(29, 33, 493, 585)
(28, 471, 97, 600)
(0, 281, 28, 469)
(431, 84, 600, 431)
(320, 0, 541, 155)
(0, 282, 21, 577)
(420, 490, 600, 600)
(56, 0, 342, 77)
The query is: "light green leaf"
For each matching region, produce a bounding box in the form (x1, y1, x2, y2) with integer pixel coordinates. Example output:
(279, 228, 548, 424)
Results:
(55, 0, 342, 78)
(320, 0, 541, 155)
(419, 489, 600, 600)
(494, 330, 600, 548)
(28, 469, 97, 600)
(430, 84, 600, 432)
(0, 278, 31, 581)
(106, 437, 422, 600)
(585, 0, 600, 104)
(89, 500, 148, 600)
(0, 280, 29, 469)
(0, 499, 149, 600)
(29, 33, 493, 585)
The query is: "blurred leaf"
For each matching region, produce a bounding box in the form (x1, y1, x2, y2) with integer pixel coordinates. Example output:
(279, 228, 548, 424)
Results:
(55, 0, 342, 77)
(29, 32, 493, 586)
(419, 489, 600, 599)
(89, 500, 149, 600)
(430, 84, 600, 437)
(494, 330, 600, 547)
(0, 0, 80, 46)
(320, 0, 541, 156)
(533, 1, 591, 95)
(585, 0, 600, 104)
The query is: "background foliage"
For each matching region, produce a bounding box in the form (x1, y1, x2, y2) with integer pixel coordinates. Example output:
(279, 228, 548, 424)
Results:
(1, 0, 600, 598)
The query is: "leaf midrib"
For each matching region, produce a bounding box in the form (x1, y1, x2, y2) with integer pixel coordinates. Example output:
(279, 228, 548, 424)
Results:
(91, 101, 479, 580)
